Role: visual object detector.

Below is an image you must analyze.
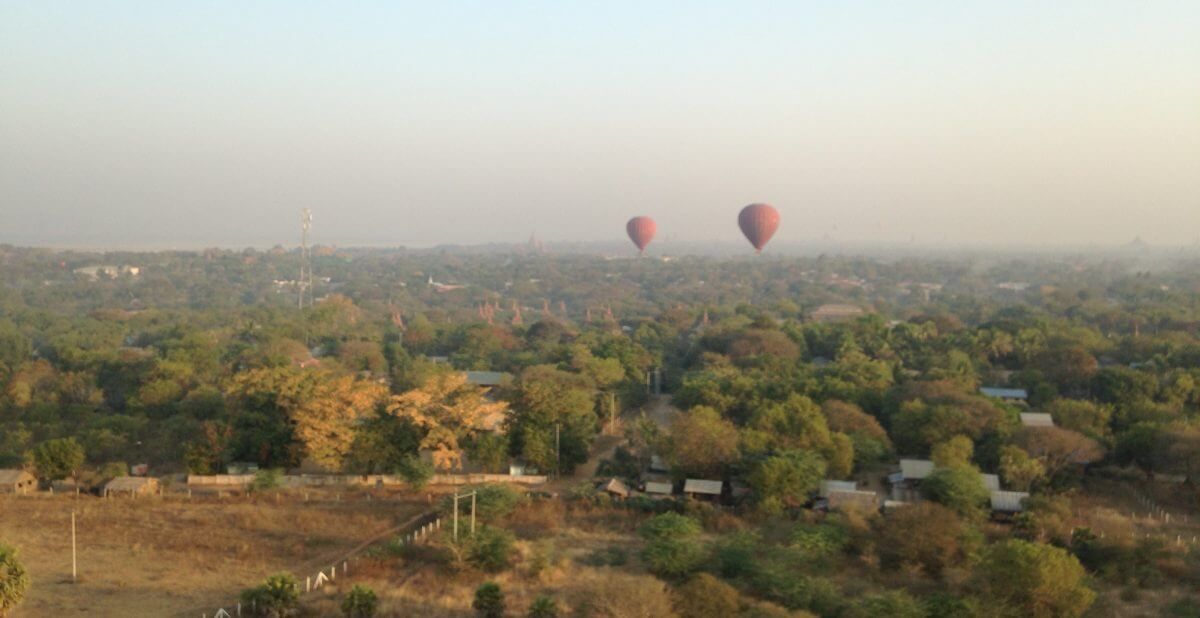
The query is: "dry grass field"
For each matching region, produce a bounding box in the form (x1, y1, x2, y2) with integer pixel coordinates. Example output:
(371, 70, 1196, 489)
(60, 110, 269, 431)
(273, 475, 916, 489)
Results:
(0, 487, 431, 617)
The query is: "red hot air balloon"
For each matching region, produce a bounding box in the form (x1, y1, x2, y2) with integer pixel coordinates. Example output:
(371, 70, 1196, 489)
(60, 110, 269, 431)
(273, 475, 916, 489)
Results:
(626, 216, 657, 255)
(738, 203, 780, 253)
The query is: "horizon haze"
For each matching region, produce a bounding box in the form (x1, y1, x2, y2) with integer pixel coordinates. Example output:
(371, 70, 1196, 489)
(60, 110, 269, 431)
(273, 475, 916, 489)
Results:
(2, 2, 1198, 249)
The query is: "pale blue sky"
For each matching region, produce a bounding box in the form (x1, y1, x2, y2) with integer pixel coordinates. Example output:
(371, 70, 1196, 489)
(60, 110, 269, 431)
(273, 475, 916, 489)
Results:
(2, 2, 1197, 249)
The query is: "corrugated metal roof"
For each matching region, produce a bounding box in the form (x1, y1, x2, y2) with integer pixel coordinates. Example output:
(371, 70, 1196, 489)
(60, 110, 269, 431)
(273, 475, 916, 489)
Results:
(601, 478, 630, 497)
(644, 481, 673, 495)
(899, 459, 935, 480)
(980, 387, 1028, 399)
(990, 490, 1029, 512)
(827, 489, 880, 510)
(820, 480, 858, 497)
(1020, 413, 1055, 427)
(683, 479, 722, 495)
(465, 371, 510, 386)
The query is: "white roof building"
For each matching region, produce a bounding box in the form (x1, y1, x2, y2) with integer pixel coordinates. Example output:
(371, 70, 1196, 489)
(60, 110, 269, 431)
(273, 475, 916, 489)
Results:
(1020, 413, 1055, 428)
(683, 479, 722, 496)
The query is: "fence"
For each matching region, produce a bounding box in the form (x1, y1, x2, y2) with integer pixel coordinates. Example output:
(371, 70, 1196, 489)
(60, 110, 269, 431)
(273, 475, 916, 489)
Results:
(198, 511, 441, 618)
(185, 472, 548, 488)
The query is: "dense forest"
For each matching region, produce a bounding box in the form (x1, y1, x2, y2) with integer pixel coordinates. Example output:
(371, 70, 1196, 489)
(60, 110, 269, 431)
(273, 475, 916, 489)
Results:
(5, 244, 1200, 615)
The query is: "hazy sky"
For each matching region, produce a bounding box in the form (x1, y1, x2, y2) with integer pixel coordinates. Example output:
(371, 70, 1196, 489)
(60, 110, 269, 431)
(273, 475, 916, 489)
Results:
(2, 2, 1198, 249)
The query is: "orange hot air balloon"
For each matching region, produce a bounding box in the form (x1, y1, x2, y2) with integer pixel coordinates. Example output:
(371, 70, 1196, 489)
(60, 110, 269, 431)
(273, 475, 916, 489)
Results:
(738, 203, 780, 253)
(626, 216, 657, 255)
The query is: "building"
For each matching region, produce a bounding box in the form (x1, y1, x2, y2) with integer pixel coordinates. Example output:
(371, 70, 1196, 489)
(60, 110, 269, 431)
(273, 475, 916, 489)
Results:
(104, 476, 159, 498)
(683, 479, 722, 500)
(810, 304, 865, 323)
(644, 481, 673, 497)
(979, 387, 1028, 402)
(819, 480, 858, 497)
(826, 489, 881, 512)
(1019, 413, 1055, 428)
(0, 469, 36, 494)
(465, 371, 509, 387)
(600, 477, 630, 499)
(990, 490, 1030, 514)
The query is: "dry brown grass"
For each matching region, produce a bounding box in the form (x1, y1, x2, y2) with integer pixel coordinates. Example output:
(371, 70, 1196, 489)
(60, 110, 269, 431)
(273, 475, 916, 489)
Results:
(0, 487, 428, 617)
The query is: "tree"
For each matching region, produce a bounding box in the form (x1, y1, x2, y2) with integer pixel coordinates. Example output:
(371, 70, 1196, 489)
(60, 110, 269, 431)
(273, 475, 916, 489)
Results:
(999, 445, 1045, 491)
(639, 513, 705, 578)
(29, 437, 85, 483)
(975, 540, 1095, 617)
(388, 373, 509, 471)
(747, 449, 827, 514)
(667, 406, 740, 477)
(569, 571, 677, 618)
(473, 582, 505, 618)
(921, 465, 989, 519)
(466, 526, 515, 572)
(876, 502, 974, 577)
(930, 435, 974, 467)
(1043, 398, 1111, 439)
(672, 573, 740, 618)
(0, 543, 30, 618)
(240, 572, 300, 618)
(1013, 427, 1103, 481)
(527, 596, 559, 618)
(506, 365, 598, 473)
(341, 585, 378, 618)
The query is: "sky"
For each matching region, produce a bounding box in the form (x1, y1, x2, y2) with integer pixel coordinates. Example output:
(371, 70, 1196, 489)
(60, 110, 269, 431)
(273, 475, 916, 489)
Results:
(1, 1, 1198, 250)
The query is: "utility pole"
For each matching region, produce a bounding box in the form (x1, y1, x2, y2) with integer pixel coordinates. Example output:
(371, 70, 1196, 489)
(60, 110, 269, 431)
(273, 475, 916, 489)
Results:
(452, 491, 477, 542)
(298, 209, 313, 310)
(608, 391, 616, 435)
(555, 423, 561, 477)
(71, 510, 77, 583)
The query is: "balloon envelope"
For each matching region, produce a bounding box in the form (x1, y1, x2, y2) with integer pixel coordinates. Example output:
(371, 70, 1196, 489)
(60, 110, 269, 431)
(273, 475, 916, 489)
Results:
(626, 216, 657, 253)
(738, 203, 780, 253)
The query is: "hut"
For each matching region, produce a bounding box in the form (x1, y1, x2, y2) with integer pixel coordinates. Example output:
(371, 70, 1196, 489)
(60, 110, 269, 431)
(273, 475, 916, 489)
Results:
(0, 469, 36, 494)
(644, 481, 674, 498)
(990, 490, 1030, 515)
(600, 477, 630, 499)
(1019, 413, 1055, 428)
(683, 479, 722, 501)
(104, 476, 159, 498)
(826, 489, 881, 512)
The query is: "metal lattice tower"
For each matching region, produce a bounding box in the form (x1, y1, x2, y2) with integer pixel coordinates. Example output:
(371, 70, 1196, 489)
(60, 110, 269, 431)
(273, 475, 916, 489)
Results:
(299, 209, 314, 309)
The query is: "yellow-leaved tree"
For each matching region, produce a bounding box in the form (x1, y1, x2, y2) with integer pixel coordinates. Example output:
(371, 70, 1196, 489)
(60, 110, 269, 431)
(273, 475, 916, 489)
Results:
(387, 373, 508, 471)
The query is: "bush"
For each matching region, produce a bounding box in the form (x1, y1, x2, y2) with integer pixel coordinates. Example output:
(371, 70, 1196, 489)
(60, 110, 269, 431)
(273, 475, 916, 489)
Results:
(527, 595, 559, 618)
(466, 525, 515, 572)
(672, 573, 740, 618)
(397, 454, 433, 489)
(240, 572, 300, 617)
(250, 468, 282, 492)
(443, 484, 523, 521)
(341, 584, 378, 617)
(570, 572, 676, 618)
(875, 502, 975, 578)
(920, 465, 989, 518)
(846, 590, 924, 618)
(976, 539, 1095, 617)
(639, 512, 705, 578)
(0, 543, 30, 617)
(473, 582, 505, 618)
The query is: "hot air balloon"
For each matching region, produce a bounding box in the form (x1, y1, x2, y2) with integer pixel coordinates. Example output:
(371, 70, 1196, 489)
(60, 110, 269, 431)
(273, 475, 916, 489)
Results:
(738, 203, 780, 253)
(626, 216, 657, 255)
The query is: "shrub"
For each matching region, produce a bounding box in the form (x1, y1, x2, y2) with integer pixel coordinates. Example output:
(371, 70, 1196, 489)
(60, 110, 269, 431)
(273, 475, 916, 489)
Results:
(397, 454, 433, 489)
(0, 543, 30, 618)
(672, 573, 740, 618)
(473, 582, 505, 618)
(920, 465, 989, 519)
(341, 584, 378, 618)
(240, 572, 300, 617)
(976, 539, 1095, 617)
(527, 595, 559, 618)
(249, 468, 282, 492)
(443, 484, 523, 521)
(466, 525, 515, 572)
(570, 572, 676, 618)
(639, 512, 704, 578)
(846, 590, 924, 618)
(875, 502, 975, 578)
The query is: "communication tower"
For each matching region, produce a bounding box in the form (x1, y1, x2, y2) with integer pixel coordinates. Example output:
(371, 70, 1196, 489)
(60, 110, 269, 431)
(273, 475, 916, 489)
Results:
(299, 209, 314, 309)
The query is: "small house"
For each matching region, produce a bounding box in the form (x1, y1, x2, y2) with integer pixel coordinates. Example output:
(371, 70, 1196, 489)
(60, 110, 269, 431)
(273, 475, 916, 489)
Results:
(683, 479, 722, 501)
(826, 489, 881, 512)
(644, 481, 673, 497)
(600, 477, 630, 499)
(1019, 413, 1055, 428)
(990, 490, 1030, 515)
(819, 480, 858, 497)
(979, 387, 1028, 403)
(0, 469, 36, 494)
(104, 476, 159, 498)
